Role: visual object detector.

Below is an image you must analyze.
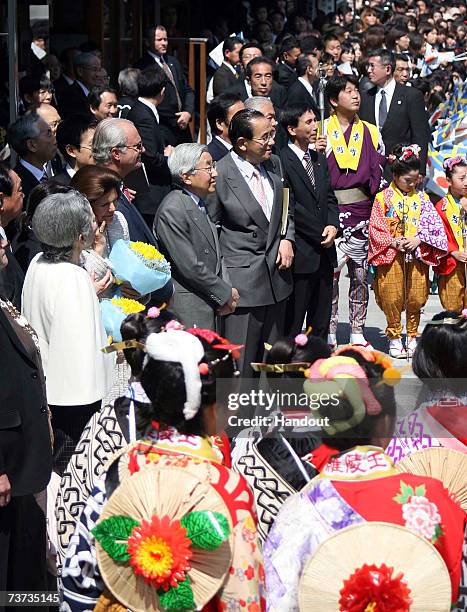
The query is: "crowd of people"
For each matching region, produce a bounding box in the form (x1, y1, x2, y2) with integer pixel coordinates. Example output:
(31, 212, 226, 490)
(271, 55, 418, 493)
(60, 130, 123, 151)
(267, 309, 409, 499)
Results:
(0, 0, 466, 610)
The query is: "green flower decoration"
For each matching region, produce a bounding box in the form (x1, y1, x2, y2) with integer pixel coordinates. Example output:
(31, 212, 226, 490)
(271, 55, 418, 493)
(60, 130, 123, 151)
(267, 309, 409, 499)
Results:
(91, 515, 140, 562)
(181, 510, 230, 550)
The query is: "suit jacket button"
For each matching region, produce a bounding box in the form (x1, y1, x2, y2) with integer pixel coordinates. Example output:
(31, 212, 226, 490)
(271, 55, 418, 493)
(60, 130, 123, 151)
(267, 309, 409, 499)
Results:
(41, 406, 47, 413)
(204, 249, 209, 254)
(31, 372, 38, 379)
(253, 231, 257, 238)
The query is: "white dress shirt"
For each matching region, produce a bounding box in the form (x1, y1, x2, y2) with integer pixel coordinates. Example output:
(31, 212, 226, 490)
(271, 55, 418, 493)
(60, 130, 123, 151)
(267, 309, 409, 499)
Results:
(231, 151, 274, 221)
(65, 164, 76, 179)
(138, 96, 159, 123)
(222, 61, 238, 75)
(20, 158, 48, 181)
(288, 142, 313, 171)
(298, 77, 317, 102)
(375, 78, 396, 130)
(215, 135, 232, 151)
(147, 50, 163, 67)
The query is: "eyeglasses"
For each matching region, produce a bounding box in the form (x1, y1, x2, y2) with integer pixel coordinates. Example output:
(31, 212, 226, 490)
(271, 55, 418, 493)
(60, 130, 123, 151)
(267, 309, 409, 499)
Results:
(80, 145, 93, 152)
(122, 142, 143, 152)
(193, 161, 217, 174)
(366, 62, 386, 70)
(250, 130, 276, 145)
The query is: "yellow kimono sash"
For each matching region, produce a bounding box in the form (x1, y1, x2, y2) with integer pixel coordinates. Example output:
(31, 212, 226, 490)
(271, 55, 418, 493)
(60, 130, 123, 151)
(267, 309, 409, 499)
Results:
(378, 183, 422, 238)
(326, 114, 379, 171)
(444, 193, 465, 250)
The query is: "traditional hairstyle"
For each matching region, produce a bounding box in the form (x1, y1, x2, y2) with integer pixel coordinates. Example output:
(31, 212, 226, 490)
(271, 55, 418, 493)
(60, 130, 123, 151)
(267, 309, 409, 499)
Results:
(265, 335, 331, 379)
(443, 156, 467, 179)
(388, 143, 421, 175)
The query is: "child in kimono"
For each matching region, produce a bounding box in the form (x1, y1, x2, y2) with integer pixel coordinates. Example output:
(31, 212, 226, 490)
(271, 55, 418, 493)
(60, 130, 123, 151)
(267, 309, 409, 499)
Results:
(435, 156, 467, 312)
(368, 144, 447, 358)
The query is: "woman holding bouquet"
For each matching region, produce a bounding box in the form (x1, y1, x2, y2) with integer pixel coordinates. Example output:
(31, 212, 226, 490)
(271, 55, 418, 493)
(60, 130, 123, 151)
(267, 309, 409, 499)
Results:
(368, 145, 447, 358)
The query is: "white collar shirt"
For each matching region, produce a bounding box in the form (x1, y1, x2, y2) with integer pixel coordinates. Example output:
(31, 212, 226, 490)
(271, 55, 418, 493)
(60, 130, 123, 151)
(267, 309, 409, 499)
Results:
(138, 96, 159, 123)
(222, 61, 237, 76)
(375, 78, 396, 130)
(231, 151, 274, 221)
(215, 135, 232, 151)
(298, 76, 316, 101)
(20, 158, 48, 182)
(75, 79, 90, 97)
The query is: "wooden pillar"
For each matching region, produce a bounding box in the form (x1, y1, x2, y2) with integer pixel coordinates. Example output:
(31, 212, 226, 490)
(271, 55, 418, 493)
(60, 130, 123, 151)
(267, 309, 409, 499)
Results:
(188, 41, 195, 139)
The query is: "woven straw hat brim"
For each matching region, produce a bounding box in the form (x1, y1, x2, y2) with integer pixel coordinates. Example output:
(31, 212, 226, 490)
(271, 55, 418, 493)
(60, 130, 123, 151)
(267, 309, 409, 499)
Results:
(96, 465, 234, 612)
(298, 522, 452, 612)
(395, 447, 467, 511)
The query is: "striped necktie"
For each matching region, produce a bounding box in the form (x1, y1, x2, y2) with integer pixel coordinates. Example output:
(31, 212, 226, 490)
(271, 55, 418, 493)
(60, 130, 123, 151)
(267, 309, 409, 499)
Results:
(303, 150, 316, 188)
(159, 57, 182, 112)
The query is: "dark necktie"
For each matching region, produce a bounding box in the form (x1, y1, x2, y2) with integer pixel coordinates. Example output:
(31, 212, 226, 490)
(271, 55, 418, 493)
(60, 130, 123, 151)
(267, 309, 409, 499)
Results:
(303, 150, 316, 188)
(159, 57, 182, 111)
(379, 89, 388, 129)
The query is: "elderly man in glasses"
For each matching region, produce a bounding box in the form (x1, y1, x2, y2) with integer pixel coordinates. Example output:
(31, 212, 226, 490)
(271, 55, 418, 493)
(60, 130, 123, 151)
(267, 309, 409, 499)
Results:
(154, 143, 238, 329)
(206, 108, 294, 378)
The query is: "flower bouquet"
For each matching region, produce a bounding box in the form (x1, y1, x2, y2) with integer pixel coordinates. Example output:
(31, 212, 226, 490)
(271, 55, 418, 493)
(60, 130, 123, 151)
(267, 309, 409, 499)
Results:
(101, 296, 145, 342)
(109, 239, 171, 295)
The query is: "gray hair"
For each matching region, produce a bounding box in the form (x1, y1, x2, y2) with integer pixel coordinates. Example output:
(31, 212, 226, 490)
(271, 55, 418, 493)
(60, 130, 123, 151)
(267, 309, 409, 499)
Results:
(92, 118, 128, 165)
(73, 52, 99, 70)
(167, 143, 208, 188)
(7, 113, 42, 157)
(118, 68, 140, 97)
(32, 191, 94, 263)
(244, 96, 273, 113)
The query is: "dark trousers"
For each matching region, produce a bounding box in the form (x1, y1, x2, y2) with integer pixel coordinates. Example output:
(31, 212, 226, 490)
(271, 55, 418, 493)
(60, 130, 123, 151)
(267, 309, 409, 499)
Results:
(49, 401, 101, 475)
(224, 300, 287, 378)
(0, 495, 48, 612)
(285, 257, 334, 340)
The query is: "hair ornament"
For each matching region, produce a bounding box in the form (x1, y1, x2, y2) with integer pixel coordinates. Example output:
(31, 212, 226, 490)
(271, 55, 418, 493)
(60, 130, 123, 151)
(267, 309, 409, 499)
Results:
(164, 319, 184, 331)
(398, 144, 420, 162)
(251, 361, 311, 373)
(387, 153, 396, 163)
(425, 312, 467, 327)
(145, 330, 205, 421)
(443, 155, 467, 172)
(333, 345, 402, 387)
(186, 328, 244, 360)
(102, 339, 146, 354)
(295, 326, 312, 347)
(146, 303, 166, 319)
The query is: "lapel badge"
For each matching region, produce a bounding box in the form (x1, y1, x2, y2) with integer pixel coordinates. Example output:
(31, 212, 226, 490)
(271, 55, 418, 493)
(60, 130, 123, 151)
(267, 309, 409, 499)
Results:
(397, 100, 402, 104)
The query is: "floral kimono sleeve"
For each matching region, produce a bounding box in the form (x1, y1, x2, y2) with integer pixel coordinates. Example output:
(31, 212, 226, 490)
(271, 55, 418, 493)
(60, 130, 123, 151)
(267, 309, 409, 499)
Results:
(218, 514, 266, 611)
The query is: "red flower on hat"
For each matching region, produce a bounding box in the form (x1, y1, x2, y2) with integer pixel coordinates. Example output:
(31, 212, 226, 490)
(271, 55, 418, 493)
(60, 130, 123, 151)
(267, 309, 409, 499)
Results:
(339, 563, 412, 612)
(127, 515, 192, 590)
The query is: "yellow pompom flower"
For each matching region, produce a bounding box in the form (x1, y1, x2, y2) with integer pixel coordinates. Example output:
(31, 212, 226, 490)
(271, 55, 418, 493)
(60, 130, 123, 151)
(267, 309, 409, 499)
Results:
(130, 241, 165, 262)
(110, 297, 145, 314)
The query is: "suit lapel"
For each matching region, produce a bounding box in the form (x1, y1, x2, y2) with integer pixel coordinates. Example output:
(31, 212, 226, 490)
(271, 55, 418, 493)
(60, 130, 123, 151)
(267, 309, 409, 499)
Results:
(224, 156, 269, 232)
(265, 164, 283, 251)
(183, 194, 217, 250)
(285, 147, 318, 203)
(365, 88, 377, 125)
(384, 83, 405, 129)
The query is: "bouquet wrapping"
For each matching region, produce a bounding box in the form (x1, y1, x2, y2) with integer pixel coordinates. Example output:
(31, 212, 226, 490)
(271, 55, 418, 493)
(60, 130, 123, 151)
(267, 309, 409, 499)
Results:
(109, 240, 171, 295)
(101, 297, 145, 341)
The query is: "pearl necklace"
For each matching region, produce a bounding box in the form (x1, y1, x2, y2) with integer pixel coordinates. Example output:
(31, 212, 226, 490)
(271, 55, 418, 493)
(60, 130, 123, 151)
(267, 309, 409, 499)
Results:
(0, 298, 41, 352)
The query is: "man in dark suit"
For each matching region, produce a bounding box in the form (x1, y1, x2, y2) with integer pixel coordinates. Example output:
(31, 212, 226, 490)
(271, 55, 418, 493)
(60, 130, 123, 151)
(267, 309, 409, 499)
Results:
(7, 113, 57, 202)
(134, 25, 195, 146)
(155, 144, 238, 328)
(274, 37, 301, 88)
(212, 37, 243, 97)
(0, 166, 25, 309)
(280, 104, 339, 339)
(227, 56, 287, 109)
(286, 53, 321, 117)
(359, 48, 430, 179)
(207, 93, 245, 162)
(117, 67, 140, 118)
(59, 52, 102, 118)
(93, 117, 174, 303)
(206, 109, 294, 377)
(53, 47, 80, 109)
(127, 67, 172, 225)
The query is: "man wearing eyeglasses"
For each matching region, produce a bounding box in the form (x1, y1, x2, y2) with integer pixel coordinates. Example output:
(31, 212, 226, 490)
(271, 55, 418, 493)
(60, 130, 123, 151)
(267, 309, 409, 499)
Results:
(155, 144, 237, 329)
(206, 108, 294, 378)
(59, 52, 102, 118)
(359, 48, 430, 180)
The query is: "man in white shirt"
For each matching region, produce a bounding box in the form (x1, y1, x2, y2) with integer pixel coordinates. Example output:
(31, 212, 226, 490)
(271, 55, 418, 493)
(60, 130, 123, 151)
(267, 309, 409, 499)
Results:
(207, 93, 245, 161)
(7, 113, 57, 200)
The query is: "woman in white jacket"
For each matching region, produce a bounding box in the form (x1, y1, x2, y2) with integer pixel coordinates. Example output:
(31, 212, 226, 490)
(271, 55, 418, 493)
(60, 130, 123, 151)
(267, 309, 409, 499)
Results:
(22, 191, 115, 473)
